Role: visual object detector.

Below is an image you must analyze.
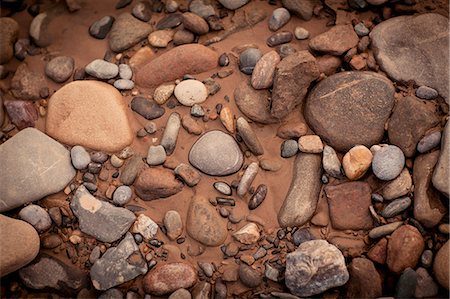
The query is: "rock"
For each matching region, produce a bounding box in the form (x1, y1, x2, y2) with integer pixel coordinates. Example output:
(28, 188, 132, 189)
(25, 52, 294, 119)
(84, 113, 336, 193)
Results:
(112, 185, 132, 206)
(381, 197, 411, 218)
(19, 255, 88, 295)
(265, 264, 280, 282)
(415, 267, 439, 298)
(322, 145, 341, 178)
(271, 50, 319, 119)
(0, 215, 39, 277)
(109, 13, 152, 52)
(19, 204, 51, 233)
(305, 71, 395, 152)
(70, 186, 136, 243)
(325, 182, 373, 230)
(382, 168, 412, 200)
(46, 81, 133, 152)
(29, 13, 51, 47)
(161, 112, 181, 155)
(369, 221, 403, 239)
(236, 117, 264, 155)
(186, 196, 227, 246)
(164, 210, 183, 240)
(294, 26, 310, 40)
(218, 0, 249, 10)
(0, 18, 19, 64)
(239, 48, 262, 75)
(118, 64, 132, 80)
(342, 145, 373, 180)
(316, 55, 341, 76)
(132, 2, 152, 22)
(420, 250, 433, 268)
(45, 56, 74, 83)
(345, 258, 382, 298)
(433, 121, 449, 197)
(277, 122, 308, 139)
(433, 240, 449, 290)
(239, 264, 262, 287)
(85, 59, 119, 79)
(174, 80, 208, 106)
(237, 162, 259, 197)
(367, 238, 387, 264)
(129, 47, 154, 69)
(372, 145, 405, 180)
(144, 263, 197, 295)
(182, 115, 203, 135)
(234, 82, 278, 124)
(219, 107, 234, 133)
(136, 44, 218, 87)
(309, 25, 358, 55)
(169, 289, 191, 299)
(166, 0, 178, 13)
(233, 223, 260, 245)
(91, 233, 147, 290)
(111, 154, 125, 168)
(285, 240, 349, 297)
(281, 140, 298, 158)
(386, 225, 424, 274)
(183, 12, 209, 35)
(11, 63, 47, 101)
(267, 31, 293, 47)
(0, 128, 75, 212)
(281, 0, 318, 20)
(248, 184, 267, 210)
(251, 50, 280, 89)
(388, 96, 439, 157)
(131, 97, 165, 120)
(354, 23, 369, 37)
(416, 86, 438, 100)
(147, 145, 166, 166)
(99, 289, 123, 299)
(154, 84, 175, 105)
(298, 135, 323, 153)
(269, 8, 290, 31)
(413, 151, 446, 228)
(134, 167, 183, 200)
(130, 214, 158, 240)
(148, 29, 174, 47)
(156, 13, 183, 29)
(278, 153, 322, 227)
(417, 131, 441, 153)
(114, 79, 134, 90)
(189, 130, 243, 176)
(174, 163, 200, 187)
(120, 156, 143, 185)
(3, 99, 38, 130)
(71, 145, 91, 170)
(173, 29, 195, 45)
(395, 268, 417, 299)
(89, 16, 115, 39)
(370, 14, 449, 102)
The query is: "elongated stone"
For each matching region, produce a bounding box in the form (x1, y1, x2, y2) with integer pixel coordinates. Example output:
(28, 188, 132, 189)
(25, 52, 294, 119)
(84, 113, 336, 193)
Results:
(237, 162, 259, 197)
(160, 112, 181, 155)
(236, 117, 264, 155)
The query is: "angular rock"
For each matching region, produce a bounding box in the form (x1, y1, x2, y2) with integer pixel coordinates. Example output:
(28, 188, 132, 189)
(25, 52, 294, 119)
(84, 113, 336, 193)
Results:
(4, 99, 38, 130)
(109, 13, 153, 52)
(316, 55, 341, 76)
(298, 135, 323, 153)
(131, 97, 165, 120)
(251, 50, 280, 89)
(89, 16, 115, 39)
(174, 163, 201, 187)
(130, 214, 158, 240)
(386, 225, 424, 274)
(233, 223, 260, 245)
(433, 240, 449, 290)
(153, 84, 175, 105)
(309, 25, 359, 55)
(433, 121, 449, 197)
(11, 63, 47, 101)
(382, 168, 412, 200)
(322, 145, 341, 178)
(134, 167, 183, 200)
(45, 56, 74, 83)
(0, 18, 19, 64)
(143, 263, 197, 295)
(345, 258, 382, 298)
(156, 13, 183, 30)
(281, 0, 318, 20)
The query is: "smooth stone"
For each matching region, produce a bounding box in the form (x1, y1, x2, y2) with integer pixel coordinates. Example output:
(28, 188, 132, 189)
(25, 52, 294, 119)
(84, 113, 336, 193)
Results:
(120, 156, 144, 185)
(305, 71, 395, 152)
(118, 64, 132, 80)
(214, 182, 232, 196)
(322, 145, 341, 178)
(395, 268, 417, 299)
(277, 122, 308, 139)
(46, 81, 133, 152)
(281, 140, 298, 158)
(285, 240, 349, 297)
(345, 258, 382, 298)
(109, 13, 152, 52)
(248, 184, 267, 210)
(0, 215, 39, 277)
(112, 185, 132, 206)
(382, 168, 412, 200)
(183, 12, 209, 35)
(136, 44, 218, 87)
(236, 117, 264, 155)
(169, 289, 191, 299)
(372, 145, 405, 180)
(316, 55, 342, 76)
(70, 185, 136, 243)
(417, 131, 441, 153)
(132, 2, 151, 22)
(164, 210, 183, 240)
(239, 48, 262, 75)
(85, 59, 118, 79)
(294, 26, 310, 39)
(269, 8, 290, 31)
(237, 162, 259, 197)
(71, 145, 91, 170)
(416, 86, 438, 100)
(11, 63, 47, 101)
(370, 14, 449, 102)
(388, 96, 439, 157)
(129, 47, 154, 69)
(91, 233, 147, 291)
(154, 84, 175, 105)
(99, 289, 123, 299)
(309, 24, 358, 55)
(234, 82, 278, 124)
(354, 23, 369, 36)
(19, 204, 52, 233)
(146, 145, 166, 166)
(381, 197, 411, 218)
(278, 153, 322, 227)
(420, 250, 433, 268)
(161, 112, 181, 155)
(271, 50, 319, 119)
(342, 145, 373, 180)
(156, 13, 183, 30)
(433, 241, 449, 290)
(415, 267, 439, 298)
(131, 97, 165, 120)
(29, 12, 51, 47)
(267, 31, 293, 47)
(143, 263, 197, 296)
(298, 135, 323, 153)
(386, 225, 424, 274)
(174, 163, 201, 187)
(218, 0, 249, 10)
(3, 99, 38, 130)
(166, 0, 179, 13)
(281, 0, 318, 20)
(0, 128, 75, 212)
(189, 130, 243, 176)
(186, 195, 227, 246)
(174, 80, 208, 106)
(148, 29, 174, 48)
(189, 0, 215, 18)
(130, 214, 158, 240)
(239, 264, 262, 287)
(173, 29, 195, 45)
(89, 16, 115, 39)
(251, 50, 281, 89)
(367, 238, 388, 264)
(368, 221, 403, 239)
(134, 167, 183, 200)
(0, 18, 19, 64)
(433, 121, 449, 197)
(233, 223, 260, 245)
(114, 79, 134, 90)
(45, 56, 74, 83)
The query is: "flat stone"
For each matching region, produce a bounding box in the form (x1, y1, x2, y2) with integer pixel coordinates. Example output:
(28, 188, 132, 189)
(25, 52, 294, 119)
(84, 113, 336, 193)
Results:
(174, 80, 208, 106)
(309, 25, 359, 55)
(85, 59, 119, 79)
(345, 258, 382, 298)
(131, 97, 165, 120)
(281, 0, 318, 20)
(46, 81, 133, 152)
(370, 13, 449, 102)
(305, 71, 395, 152)
(91, 233, 147, 290)
(0, 17, 19, 64)
(89, 16, 115, 39)
(233, 223, 260, 245)
(372, 145, 405, 180)
(109, 13, 153, 52)
(70, 185, 136, 243)
(342, 145, 373, 180)
(45, 56, 74, 83)
(386, 225, 424, 274)
(164, 210, 183, 240)
(433, 240, 449, 290)
(156, 13, 183, 30)
(382, 168, 412, 200)
(11, 63, 47, 101)
(143, 263, 197, 296)
(251, 50, 281, 90)
(369, 221, 403, 239)
(3, 99, 38, 130)
(148, 29, 174, 48)
(0, 128, 75, 212)
(433, 121, 449, 197)
(134, 167, 183, 200)
(381, 197, 411, 218)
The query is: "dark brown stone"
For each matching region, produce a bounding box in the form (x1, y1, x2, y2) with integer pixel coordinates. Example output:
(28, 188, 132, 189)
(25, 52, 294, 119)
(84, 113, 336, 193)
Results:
(386, 225, 424, 274)
(345, 258, 382, 299)
(134, 167, 183, 200)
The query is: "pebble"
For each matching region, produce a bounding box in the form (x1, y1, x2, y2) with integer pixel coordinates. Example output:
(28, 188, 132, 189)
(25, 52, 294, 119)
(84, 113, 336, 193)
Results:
(174, 163, 201, 187)
(130, 214, 158, 240)
(112, 185, 132, 206)
(89, 16, 115, 39)
(237, 162, 259, 197)
(181, 115, 203, 135)
(342, 145, 373, 180)
(29, 13, 51, 47)
(395, 268, 417, 299)
(292, 228, 314, 246)
(420, 250, 433, 268)
(131, 97, 165, 120)
(432, 121, 449, 197)
(219, 53, 230, 66)
(45, 56, 74, 83)
(416, 86, 438, 100)
(239, 48, 262, 75)
(166, 0, 178, 13)
(116, 0, 132, 9)
(0, 18, 19, 64)
(161, 112, 181, 155)
(109, 13, 152, 52)
(298, 135, 323, 153)
(415, 267, 439, 298)
(369, 221, 403, 239)
(146, 145, 167, 166)
(381, 197, 411, 218)
(213, 182, 232, 196)
(11, 63, 47, 101)
(219, 107, 235, 133)
(417, 131, 441, 153)
(70, 145, 91, 170)
(132, 2, 152, 22)
(148, 29, 174, 47)
(433, 240, 449, 289)
(119, 64, 132, 80)
(156, 13, 183, 30)
(143, 263, 197, 296)
(114, 79, 134, 90)
(322, 145, 341, 178)
(173, 29, 195, 45)
(382, 168, 412, 200)
(110, 154, 124, 168)
(237, 117, 264, 155)
(251, 50, 281, 90)
(169, 289, 191, 299)
(269, 8, 290, 31)
(19, 204, 52, 233)
(294, 26, 310, 39)
(239, 264, 262, 288)
(120, 156, 143, 185)
(163, 210, 183, 240)
(354, 23, 369, 36)
(248, 184, 267, 210)
(260, 159, 282, 171)
(387, 225, 424, 274)
(174, 80, 208, 106)
(281, 140, 298, 158)
(233, 222, 260, 245)
(85, 59, 118, 79)
(372, 145, 405, 180)
(134, 167, 183, 200)
(183, 12, 209, 35)
(153, 84, 175, 105)
(190, 104, 205, 117)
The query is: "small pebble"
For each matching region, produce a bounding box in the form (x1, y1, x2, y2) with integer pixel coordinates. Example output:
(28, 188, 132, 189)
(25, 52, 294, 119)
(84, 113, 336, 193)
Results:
(114, 79, 134, 90)
(119, 64, 132, 80)
(19, 204, 52, 233)
(381, 197, 411, 218)
(294, 27, 310, 40)
(417, 131, 441, 153)
(219, 53, 230, 66)
(112, 185, 132, 206)
(281, 140, 298, 158)
(354, 23, 369, 36)
(372, 145, 405, 181)
(146, 145, 166, 166)
(416, 86, 438, 100)
(239, 48, 262, 75)
(214, 181, 232, 196)
(269, 8, 290, 31)
(267, 31, 293, 47)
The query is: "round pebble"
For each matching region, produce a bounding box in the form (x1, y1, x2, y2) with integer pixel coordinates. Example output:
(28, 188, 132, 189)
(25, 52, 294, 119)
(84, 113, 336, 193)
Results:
(354, 23, 369, 36)
(19, 204, 52, 233)
(113, 185, 132, 206)
(239, 48, 262, 75)
(119, 64, 132, 80)
(281, 139, 298, 158)
(174, 79, 208, 106)
(372, 145, 405, 180)
(45, 56, 74, 83)
(71, 145, 91, 170)
(110, 154, 124, 168)
(114, 79, 134, 90)
(294, 27, 310, 40)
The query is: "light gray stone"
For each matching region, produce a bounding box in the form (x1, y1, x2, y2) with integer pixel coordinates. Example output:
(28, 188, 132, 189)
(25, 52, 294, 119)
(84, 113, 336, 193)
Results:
(146, 145, 166, 166)
(71, 145, 91, 170)
(433, 121, 449, 197)
(112, 185, 132, 206)
(372, 145, 405, 181)
(161, 112, 181, 155)
(85, 59, 119, 79)
(19, 204, 52, 233)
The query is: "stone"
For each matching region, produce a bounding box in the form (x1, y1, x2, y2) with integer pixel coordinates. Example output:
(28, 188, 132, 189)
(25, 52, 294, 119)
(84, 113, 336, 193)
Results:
(156, 13, 183, 30)
(146, 145, 166, 166)
(271, 50, 319, 119)
(143, 263, 197, 295)
(433, 121, 449, 197)
(218, 0, 249, 10)
(281, 140, 298, 158)
(136, 44, 218, 87)
(267, 31, 293, 47)
(388, 96, 439, 157)
(148, 29, 174, 48)
(29, 13, 51, 47)
(325, 182, 373, 230)
(237, 162, 259, 197)
(129, 47, 154, 69)
(316, 55, 341, 76)
(395, 268, 417, 299)
(182, 115, 203, 135)
(85, 59, 119, 79)
(342, 145, 373, 180)
(309, 25, 358, 55)
(120, 156, 144, 185)
(354, 23, 369, 37)
(372, 145, 405, 180)
(45, 56, 74, 83)
(265, 264, 280, 282)
(183, 12, 209, 35)
(382, 168, 412, 200)
(345, 258, 382, 298)
(433, 240, 449, 290)
(109, 13, 152, 52)
(114, 79, 134, 90)
(166, 0, 179, 13)
(130, 214, 158, 240)
(277, 122, 308, 139)
(381, 197, 411, 218)
(294, 26, 310, 40)
(415, 267, 439, 298)
(131, 97, 165, 120)
(186, 196, 227, 246)
(219, 107, 234, 133)
(173, 29, 195, 45)
(98, 289, 123, 299)
(413, 151, 446, 228)
(3, 99, 38, 130)
(161, 112, 181, 155)
(251, 50, 280, 89)
(135, 168, 183, 200)
(164, 210, 183, 240)
(416, 86, 438, 100)
(298, 135, 323, 153)
(248, 184, 267, 210)
(236, 117, 264, 155)
(269, 8, 290, 31)
(386, 225, 424, 274)
(174, 163, 201, 187)
(70, 186, 136, 243)
(91, 233, 147, 290)
(281, 0, 318, 20)
(71, 145, 91, 170)
(174, 80, 208, 106)
(370, 14, 449, 102)
(189, 130, 243, 176)
(19, 204, 52, 233)
(239, 264, 262, 287)
(322, 145, 341, 178)
(154, 84, 175, 105)
(0, 215, 39, 277)
(11, 63, 47, 101)
(285, 240, 349, 297)
(112, 185, 132, 206)
(239, 48, 262, 75)
(278, 153, 322, 227)
(0, 128, 75, 212)
(119, 64, 132, 80)
(19, 255, 88, 295)
(169, 289, 191, 299)
(0, 18, 19, 64)
(369, 221, 403, 239)
(46, 81, 133, 152)
(233, 223, 260, 245)
(305, 71, 395, 152)
(234, 82, 278, 124)
(132, 2, 152, 22)
(89, 16, 115, 39)
(417, 131, 441, 153)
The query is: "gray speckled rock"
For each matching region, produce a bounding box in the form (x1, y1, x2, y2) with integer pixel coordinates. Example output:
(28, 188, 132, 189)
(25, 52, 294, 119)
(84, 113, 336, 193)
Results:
(269, 8, 290, 31)
(372, 145, 405, 181)
(146, 145, 166, 166)
(114, 79, 134, 90)
(91, 233, 147, 290)
(416, 86, 438, 100)
(18, 205, 52, 233)
(418, 131, 441, 153)
(112, 185, 132, 206)
(70, 185, 135, 243)
(85, 59, 118, 79)
(45, 56, 74, 83)
(0, 128, 76, 212)
(71, 145, 91, 170)
(433, 122, 449, 197)
(281, 140, 298, 158)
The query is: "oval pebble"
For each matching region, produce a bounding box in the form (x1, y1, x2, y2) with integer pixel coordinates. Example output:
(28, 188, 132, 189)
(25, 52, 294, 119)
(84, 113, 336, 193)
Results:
(381, 197, 411, 218)
(19, 204, 52, 233)
(114, 79, 134, 90)
(372, 145, 405, 181)
(248, 184, 267, 210)
(174, 79, 208, 106)
(71, 145, 91, 170)
(417, 131, 441, 153)
(294, 27, 310, 40)
(239, 48, 262, 75)
(213, 181, 232, 196)
(112, 185, 132, 206)
(269, 8, 290, 31)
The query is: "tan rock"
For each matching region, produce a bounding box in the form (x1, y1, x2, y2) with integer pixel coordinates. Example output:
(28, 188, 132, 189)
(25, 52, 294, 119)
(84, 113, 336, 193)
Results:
(219, 106, 235, 133)
(309, 25, 359, 56)
(153, 83, 175, 105)
(298, 135, 323, 153)
(342, 145, 373, 180)
(129, 47, 155, 69)
(251, 50, 281, 89)
(233, 223, 260, 245)
(433, 241, 449, 290)
(134, 167, 183, 200)
(382, 168, 412, 200)
(148, 29, 174, 48)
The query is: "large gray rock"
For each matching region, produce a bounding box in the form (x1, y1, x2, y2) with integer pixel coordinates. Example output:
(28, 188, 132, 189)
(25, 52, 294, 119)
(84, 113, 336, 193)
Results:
(370, 13, 449, 103)
(278, 153, 322, 228)
(109, 13, 153, 52)
(91, 233, 147, 291)
(285, 240, 349, 297)
(0, 128, 76, 212)
(70, 186, 136, 243)
(433, 122, 449, 197)
(305, 71, 395, 152)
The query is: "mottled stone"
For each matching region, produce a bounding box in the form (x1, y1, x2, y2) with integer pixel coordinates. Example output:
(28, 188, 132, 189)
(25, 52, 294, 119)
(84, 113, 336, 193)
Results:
(134, 167, 183, 200)
(387, 225, 424, 274)
(11, 64, 47, 101)
(345, 258, 382, 298)
(3, 99, 38, 130)
(251, 50, 280, 90)
(309, 25, 359, 55)
(433, 241, 449, 290)
(109, 13, 152, 52)
(143, 263, 197, 295)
